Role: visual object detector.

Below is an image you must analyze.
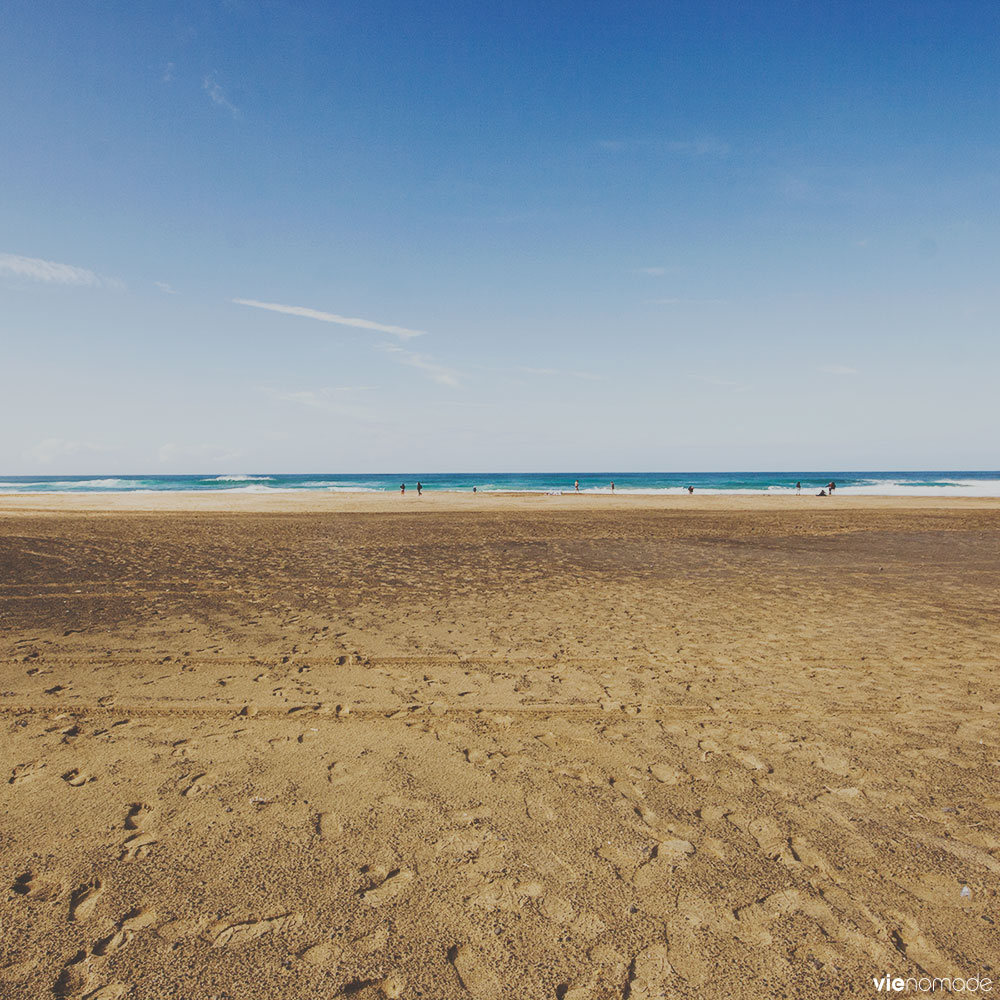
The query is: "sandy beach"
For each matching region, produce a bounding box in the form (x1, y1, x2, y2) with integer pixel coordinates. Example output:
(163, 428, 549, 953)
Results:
(2, 494, 999, 999)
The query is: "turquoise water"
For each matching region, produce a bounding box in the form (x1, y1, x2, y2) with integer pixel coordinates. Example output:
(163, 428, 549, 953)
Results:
(1, 471, 999, 496)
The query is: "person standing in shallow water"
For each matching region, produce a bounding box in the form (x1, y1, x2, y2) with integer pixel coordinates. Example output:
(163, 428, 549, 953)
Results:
(416, 482, 422, 496)
(610, 481, 615, 493)
(400, 483, 405, 494)
(574, 480, 580, 492)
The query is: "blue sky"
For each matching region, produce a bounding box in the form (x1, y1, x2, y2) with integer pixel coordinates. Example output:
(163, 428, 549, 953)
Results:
(2, 0, 998, 473)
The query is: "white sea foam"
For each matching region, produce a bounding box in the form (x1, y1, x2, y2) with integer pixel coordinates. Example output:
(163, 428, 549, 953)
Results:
(480, 483, 1000, 497)
(209, 475, 276, 482)
(837, 481, 1000, 497)
(42, 478, 147, 488)
(2, 474, 999, 496)
(216, 485, 297, 493)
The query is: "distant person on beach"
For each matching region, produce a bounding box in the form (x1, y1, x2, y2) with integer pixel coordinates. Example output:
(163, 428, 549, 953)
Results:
(400, 483, 405, 494)
(417, 482, 423, 496)
(828, 481, 836, 493)
(574, 480, 580, 492)
(688, 485, 694, 494)
(796, 481, 801, 494)
(473, 487, 477, 493)
(610, 481, 615, 492)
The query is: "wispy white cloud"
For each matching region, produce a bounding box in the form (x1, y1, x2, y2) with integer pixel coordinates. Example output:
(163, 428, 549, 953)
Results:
(203, 74, 240, 117)
(26, 438, 113, 465)
(0, 253, 121, 289)
(380, 345, 462, 387)
(234, 298, 425, 340)
(155, 281, 177, 294)
(818, 364, 859, 375)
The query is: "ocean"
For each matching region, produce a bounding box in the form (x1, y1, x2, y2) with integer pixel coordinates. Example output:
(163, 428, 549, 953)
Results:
(1, 471, 999, 496)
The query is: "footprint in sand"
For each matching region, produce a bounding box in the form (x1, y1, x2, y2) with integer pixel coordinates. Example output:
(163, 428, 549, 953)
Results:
(556, 764, 601, 786)
(698, 805, 728, 825)
(316, 812, 343, 838)
(747, 817, 798, 866)
(124, 803, 152, 831)
(361, 868, 415, 907)
(449, 805, 493, 824)
(53, 952, 91, 997)
(13, 870, 64, 901)
(727, 812, 798, 867)
(449, 944, 500, 998)
(625, 943, 673, 999)
(788, 836, 835, 875)
(119, 832, 158, 861)
(353, 925, 390, 954)
(182, 773, 210, 797)
(327, 762, 353, 786)
(170, 739, 198, 759)
(82, 985, 131, 1000)
(662, 922, 711, 986)
(556, 983, 597, 1000)
(731, 887, 886, 964)
(377, 972, 407, 999)
(299, 941, 343, 967)
(210, 911, 303, 947)
(92, 907, 157, 957)
(597, 843, 649, 881)
(633, 842, 696, 896)
(63, 769, 97, 787)
(334, 974, 406, 1000)
(539, 894, 575, 924)
(731, 750, 772, 772)
(9, 761, 46, 784)
(119, 804, 158, 860)
(659, 837, 697, 860)
(434, 828, 489, 860)
(891, 916, 962, 978)
(69, 880, 104, 921)
(649, 763, 686, 785)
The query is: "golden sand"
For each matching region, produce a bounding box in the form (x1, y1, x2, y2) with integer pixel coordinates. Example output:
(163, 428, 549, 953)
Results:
(2, 495, 998, 999)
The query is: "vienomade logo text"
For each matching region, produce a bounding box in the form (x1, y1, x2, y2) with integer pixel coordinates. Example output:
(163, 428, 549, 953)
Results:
(873, 974, 993, 993)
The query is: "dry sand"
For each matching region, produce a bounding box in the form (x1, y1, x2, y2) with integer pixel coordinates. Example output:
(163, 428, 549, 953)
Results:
(1, 494, 999, 999)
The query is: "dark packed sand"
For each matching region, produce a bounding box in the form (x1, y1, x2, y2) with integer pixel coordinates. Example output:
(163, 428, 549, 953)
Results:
(2, 494, 999, 999)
